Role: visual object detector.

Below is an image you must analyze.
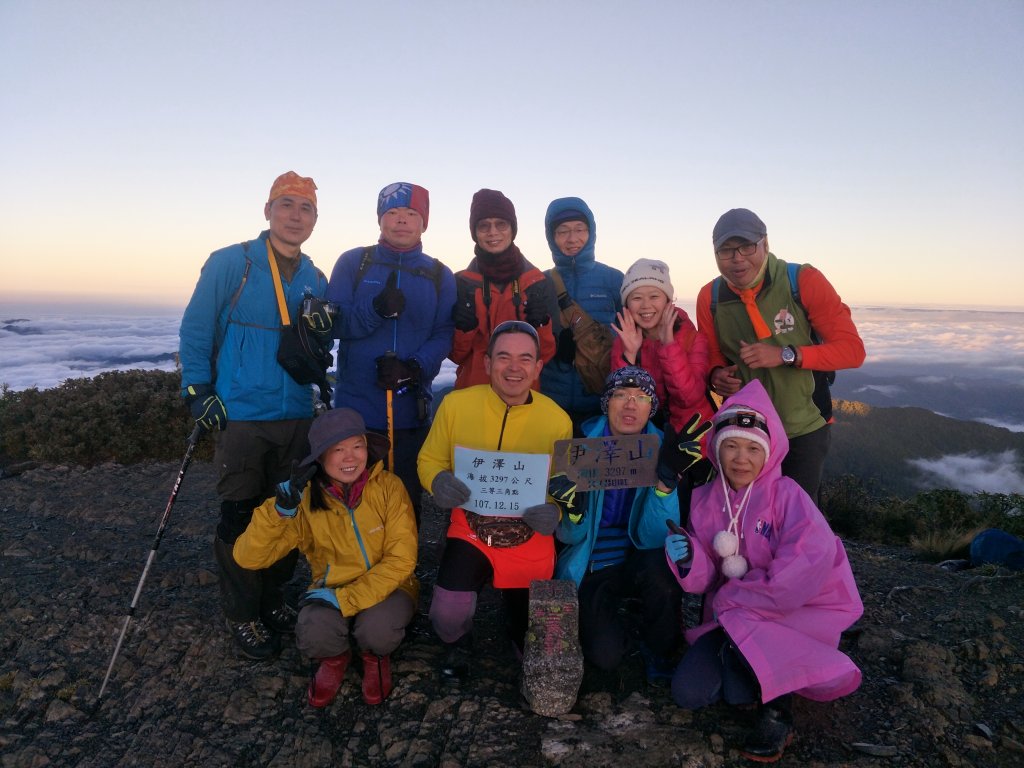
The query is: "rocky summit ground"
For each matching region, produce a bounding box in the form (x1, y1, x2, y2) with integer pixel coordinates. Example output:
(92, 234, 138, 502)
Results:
(1, 458, 1023, 768)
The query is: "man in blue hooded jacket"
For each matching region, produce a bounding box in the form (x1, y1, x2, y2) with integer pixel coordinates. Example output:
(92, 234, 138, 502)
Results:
(327, 182, 456, 523)
(179, 171, 330, 660)
(540, 197, 623, 433)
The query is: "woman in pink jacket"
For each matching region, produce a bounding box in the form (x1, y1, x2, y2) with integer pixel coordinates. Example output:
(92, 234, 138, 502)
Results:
(664, 380, 862, 762)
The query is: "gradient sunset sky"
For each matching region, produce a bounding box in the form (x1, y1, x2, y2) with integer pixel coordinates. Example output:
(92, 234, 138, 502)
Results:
(2, 1, 1022, 310)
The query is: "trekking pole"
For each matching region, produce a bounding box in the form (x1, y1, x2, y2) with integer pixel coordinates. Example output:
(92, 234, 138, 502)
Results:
(386, 388, 395, 470)
(95, 424, 203, 707)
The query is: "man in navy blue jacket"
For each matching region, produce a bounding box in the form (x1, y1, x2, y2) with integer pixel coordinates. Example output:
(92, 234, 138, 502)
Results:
(327, 182, 456, 524)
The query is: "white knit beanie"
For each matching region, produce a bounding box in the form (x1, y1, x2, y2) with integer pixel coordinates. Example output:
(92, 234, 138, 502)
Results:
(620, 258, 675, 303)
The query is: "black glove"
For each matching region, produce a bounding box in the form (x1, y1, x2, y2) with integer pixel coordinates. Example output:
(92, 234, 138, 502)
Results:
(548, 473, 583, 525)
(372, 271, 406, 319)
(656, 414, 712, 490)
(431, 471, 471, 509)
(522, 503, 559, 536)
(301, 295, 336, 335)
(275, 460, 318, 517)
(452, 279, 479, 332)
(375, 355, 421, 392)
(555, 327, 576, 364)
(523, 292, 550, 329)
(184, 384, 228, 432)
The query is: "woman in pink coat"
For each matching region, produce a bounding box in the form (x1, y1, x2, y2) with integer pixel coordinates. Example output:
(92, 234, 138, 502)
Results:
(664, 380, 862, 762)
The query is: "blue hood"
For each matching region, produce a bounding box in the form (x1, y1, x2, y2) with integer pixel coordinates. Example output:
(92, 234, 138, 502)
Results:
(545, 197, 597, 269)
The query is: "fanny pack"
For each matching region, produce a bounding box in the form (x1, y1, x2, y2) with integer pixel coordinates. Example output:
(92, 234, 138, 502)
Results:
(464, 510, 534, 548)
(266, 243, 333, 399)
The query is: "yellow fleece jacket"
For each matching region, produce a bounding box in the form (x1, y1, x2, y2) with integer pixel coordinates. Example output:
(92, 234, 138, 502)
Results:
(233, 461, 418, 617)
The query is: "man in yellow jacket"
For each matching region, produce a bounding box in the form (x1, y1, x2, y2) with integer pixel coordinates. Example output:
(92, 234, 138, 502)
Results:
(419, 320, 572, 678)
(234, 408, 418, 708)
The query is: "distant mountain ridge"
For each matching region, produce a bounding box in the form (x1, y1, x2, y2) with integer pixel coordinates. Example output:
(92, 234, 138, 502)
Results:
(826, 399, 1024, 497)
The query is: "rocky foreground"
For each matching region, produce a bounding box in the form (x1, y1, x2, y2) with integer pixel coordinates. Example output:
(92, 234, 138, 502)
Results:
(1, 459, 1023, 767)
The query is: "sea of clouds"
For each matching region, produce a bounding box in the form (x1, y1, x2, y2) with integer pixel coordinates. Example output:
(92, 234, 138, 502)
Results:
(2, 302, 1022, 495)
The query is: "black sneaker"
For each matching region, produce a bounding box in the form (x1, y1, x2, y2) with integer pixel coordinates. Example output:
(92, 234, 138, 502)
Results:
(440, 641, 472, 681)
(262, 603, 298, 635)
(740, 706, 794, 763)
(226, 618, 280, 660)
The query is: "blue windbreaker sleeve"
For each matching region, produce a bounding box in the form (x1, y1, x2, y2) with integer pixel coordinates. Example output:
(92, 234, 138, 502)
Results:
(409, 266, 456, 380)
(329, 248, 386, 340)
(178, 247, 248, 393)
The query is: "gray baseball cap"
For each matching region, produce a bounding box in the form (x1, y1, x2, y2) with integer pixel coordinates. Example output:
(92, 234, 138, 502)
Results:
(713, 208, 767, 251)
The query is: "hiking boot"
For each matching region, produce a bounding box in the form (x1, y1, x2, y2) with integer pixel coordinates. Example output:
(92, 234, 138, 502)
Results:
(440, 640, 472, 681)
(360, 652, 393, 705)
(740, 705, 795, 763)
(225, 618, 280, 660)
(308, 652, 351, 708)
(262, 603, 298, 635)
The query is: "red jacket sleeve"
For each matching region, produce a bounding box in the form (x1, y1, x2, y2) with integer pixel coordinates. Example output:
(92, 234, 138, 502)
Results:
(659, 308, 711, 419)
(796, 266, 865, 372)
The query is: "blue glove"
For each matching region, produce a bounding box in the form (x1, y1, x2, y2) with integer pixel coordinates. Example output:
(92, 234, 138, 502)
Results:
(184, 384, 227, 432)
(275, 460, 318, 517)
(665, 520, 692, 565)
(300, 587, 340, 611)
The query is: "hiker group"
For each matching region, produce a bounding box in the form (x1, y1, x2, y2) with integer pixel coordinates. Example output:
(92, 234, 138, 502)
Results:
(178, 171, 867, 762)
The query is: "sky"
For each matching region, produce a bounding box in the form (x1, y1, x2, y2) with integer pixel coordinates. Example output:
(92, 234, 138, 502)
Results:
(2, 1, 1023, 311)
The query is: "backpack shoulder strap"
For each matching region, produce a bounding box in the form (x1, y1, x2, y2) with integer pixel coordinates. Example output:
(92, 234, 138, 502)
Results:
(710, 276, 722, 316)
(228, 241, 254, 318)
(786, 261, 802, 306)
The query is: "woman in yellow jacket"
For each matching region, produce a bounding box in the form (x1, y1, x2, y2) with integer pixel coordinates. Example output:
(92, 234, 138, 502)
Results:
(234, 408, 418, 708)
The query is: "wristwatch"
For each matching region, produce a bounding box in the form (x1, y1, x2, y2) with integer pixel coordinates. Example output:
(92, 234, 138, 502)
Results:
(781, 345, 797, 367)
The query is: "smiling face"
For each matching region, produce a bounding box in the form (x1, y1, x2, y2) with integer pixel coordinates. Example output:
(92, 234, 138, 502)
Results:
(474, 218, 513, 254)
(264, 195, 317, 256)
(625, 286, 670, 331)
(605, 387, 654, 436)
(379, 206, 425, 249)
(717, 436, 767, 491)
(319, 434, 369, 486)
(484, 330, 543, 406)
(715, 237, 768, 290)
(553, 221, 589, 257)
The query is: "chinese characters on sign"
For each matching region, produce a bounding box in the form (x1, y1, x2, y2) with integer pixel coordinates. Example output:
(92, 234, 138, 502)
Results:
(453, 447, 551, 517)
(550, 434, 659, 491)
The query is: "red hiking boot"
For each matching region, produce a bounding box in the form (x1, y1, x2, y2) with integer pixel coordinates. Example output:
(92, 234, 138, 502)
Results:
(360, 652, 392, 705)
(307, 651, 351, 708)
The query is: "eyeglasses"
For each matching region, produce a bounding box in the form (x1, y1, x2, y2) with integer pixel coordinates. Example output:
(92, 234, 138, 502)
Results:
(554, 225, 588, 239)
(475, 219, 511, 234)
(491, 319, 539, 341)
(715, 238, 763, 261)
(608, 391, 654, 406)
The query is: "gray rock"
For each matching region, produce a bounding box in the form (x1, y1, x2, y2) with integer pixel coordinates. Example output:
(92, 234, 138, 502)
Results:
(521, 579, 584, 717)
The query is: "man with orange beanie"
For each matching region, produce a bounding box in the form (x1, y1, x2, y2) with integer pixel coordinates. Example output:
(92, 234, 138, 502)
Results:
(179, 171, 330, 660)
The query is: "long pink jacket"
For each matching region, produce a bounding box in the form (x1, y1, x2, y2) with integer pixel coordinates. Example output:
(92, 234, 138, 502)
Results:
(670, 380, 863, 702)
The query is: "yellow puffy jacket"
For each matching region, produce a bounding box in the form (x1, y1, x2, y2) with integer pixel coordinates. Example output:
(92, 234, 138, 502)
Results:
(233, 461, 418, 617)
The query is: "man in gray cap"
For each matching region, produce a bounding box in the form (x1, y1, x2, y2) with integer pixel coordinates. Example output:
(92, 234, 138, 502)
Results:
(695, 208, 865, 501)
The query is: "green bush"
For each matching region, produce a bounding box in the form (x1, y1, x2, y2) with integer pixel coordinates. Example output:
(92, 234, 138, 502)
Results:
(0, 370, 212, 465)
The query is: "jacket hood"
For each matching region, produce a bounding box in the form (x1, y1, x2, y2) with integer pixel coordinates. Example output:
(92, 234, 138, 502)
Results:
(708, 379, 788, 482)
(545, 197, 597, 268)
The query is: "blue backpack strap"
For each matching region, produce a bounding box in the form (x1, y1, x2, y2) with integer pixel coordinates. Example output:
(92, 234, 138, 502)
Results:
(710, 276, 722, 315)
(786, 261, 801, 305)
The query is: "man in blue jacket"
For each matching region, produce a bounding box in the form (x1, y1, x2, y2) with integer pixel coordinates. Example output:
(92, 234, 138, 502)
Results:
(539, 197, 623, 434)
(179, 171, 330, 660)
(326, 182, 456, 524)
(551, 366, 706, 680)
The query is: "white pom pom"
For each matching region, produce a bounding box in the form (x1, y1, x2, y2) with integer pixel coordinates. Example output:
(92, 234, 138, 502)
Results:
(721, 554, 749, 579)
(713, 530, 738, 558)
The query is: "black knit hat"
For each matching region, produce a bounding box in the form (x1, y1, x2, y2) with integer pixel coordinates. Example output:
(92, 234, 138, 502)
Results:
(469, 189, 517, 241)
